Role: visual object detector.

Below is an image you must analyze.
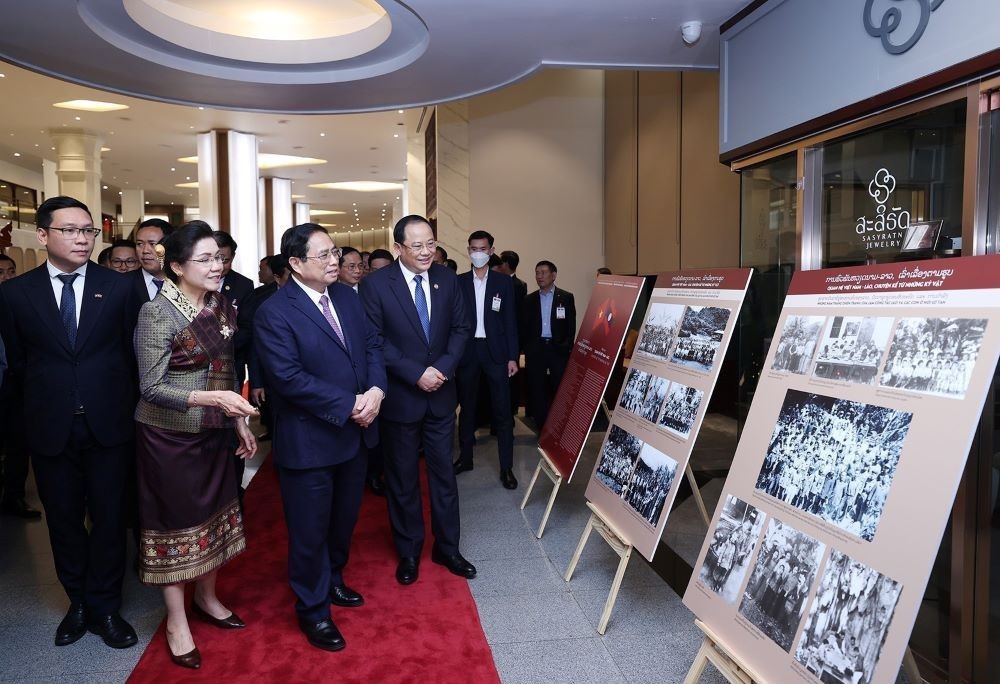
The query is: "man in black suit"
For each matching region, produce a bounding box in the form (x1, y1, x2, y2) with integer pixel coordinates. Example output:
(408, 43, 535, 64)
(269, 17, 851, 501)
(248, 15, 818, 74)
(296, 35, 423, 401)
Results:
(213, 230, 255, 312)
(454, 230, 519, 489)
(360, 215, 476, 585)
(522, 260, 576, 431)
(130, 218, 173, 306)
(255, 224, 386, 652)
(0, 196, 138, 649)
(496, 250, 527, 416)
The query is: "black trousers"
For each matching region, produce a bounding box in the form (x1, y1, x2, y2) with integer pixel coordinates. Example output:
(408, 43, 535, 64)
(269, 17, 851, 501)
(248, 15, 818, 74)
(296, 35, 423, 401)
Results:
(277, 453, 366, 622)
(457, 340, 513, 469)
(31, 415, 128, 614)
(381, 414, 461, 558)
(525, 341, 569, 430)
(0, 405, 29, 502)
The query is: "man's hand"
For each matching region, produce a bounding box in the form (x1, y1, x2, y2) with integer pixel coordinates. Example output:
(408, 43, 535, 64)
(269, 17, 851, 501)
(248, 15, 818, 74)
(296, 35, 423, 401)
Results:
(352, 387, 384, 427)
(249, 387, 266, 406)
(417, 366, 446, 392)
(507, 360, 519, 377)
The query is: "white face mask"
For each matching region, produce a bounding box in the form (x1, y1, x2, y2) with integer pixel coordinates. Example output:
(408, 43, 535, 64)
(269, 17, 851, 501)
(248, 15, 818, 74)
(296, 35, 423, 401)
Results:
(469, 251, 491, 268)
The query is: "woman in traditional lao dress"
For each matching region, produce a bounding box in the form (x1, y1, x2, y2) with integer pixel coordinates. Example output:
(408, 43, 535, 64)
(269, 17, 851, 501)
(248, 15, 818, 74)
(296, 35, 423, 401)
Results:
(134, 221, 258, 668)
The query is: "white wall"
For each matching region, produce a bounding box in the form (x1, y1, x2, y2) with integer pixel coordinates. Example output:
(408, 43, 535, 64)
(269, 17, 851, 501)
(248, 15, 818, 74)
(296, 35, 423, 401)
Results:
(469, 69, 605, 320)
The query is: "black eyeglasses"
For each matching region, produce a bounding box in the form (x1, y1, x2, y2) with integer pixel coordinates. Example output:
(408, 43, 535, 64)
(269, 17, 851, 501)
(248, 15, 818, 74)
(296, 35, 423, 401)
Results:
(47, 226, 101, 239)
(110, 258, 139, 267)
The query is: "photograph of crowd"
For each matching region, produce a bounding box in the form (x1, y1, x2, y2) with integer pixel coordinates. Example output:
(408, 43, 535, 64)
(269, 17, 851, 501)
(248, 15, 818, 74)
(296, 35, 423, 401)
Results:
(622, 443, 678, 527)
(794, 550, 903, 684)
(638, 375, 670, 423)
(771, 315, 825, 374)
(739, 519, 826, 652)
(880, 317, 987, 398)
(755, 390, 911, 541)
(619, 368, 653, 415)
(812, 316, 894, 385)
(697, 496, 766, 603)
(636, 302, 686, 362)
(657, 381, 705, 439)
(595, 425, 642, 496)
(670, 306, 732, 373)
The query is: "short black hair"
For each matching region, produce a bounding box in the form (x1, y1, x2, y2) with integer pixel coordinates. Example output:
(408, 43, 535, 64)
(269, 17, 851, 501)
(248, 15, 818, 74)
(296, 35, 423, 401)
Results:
(138, 218, 174, 238)
(488, 254, 502, 268)
(597, 267, 612, 275)
(392, 215, 431, 245)
(37, 196, 91, 229)
(111, 239, 137, 250)
(280, 223, 329, 262)
(360, 251, 371, 258)
(468, 230, 494, 247)
(97, 247, 112, 266)
(163, 221, 216, 283)
(259, 256, 270, 265)
(445, 258, 458, 271)
(536, 260, 557, 273)
(268, 254, 288, 278)
(212, 229, 238, 252)
(435, 245, 448, 260)
(369, 248, 394, 265)
(339, 246, 360, 264)
(0, 254, 15, 267)
(500, 250, 520, 271)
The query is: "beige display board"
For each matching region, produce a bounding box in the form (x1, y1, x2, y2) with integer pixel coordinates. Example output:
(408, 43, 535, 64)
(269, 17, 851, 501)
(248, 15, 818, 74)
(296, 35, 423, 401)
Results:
(683, 257, 1000, 684)
(584, 269, 752, 561)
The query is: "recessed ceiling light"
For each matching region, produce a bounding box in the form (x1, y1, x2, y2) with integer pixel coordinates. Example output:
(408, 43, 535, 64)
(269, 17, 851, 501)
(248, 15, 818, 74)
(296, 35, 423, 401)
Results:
(398, 109, 404, 114)
(178, 154, 326, 170)
(0, 74, 5, 78)
(12, 152, 20, 157)
(102, 185, 108, 189)
(320, 133, 326, 137)
(176, 182, 199, 188)
(291, 194, 305, 199)
(170, 167, 175, 171)
(198, 106, 205, 110)
(309, 209, 346, 216)
(310, 181, 404, 192)
(118, 191, 122, 195)
(53, 100, 129, 113)
(393, 134, 399, 138)
(74, 116, 82, 121)
(101, 147, 111, 152)
(145, 201, 150, 205)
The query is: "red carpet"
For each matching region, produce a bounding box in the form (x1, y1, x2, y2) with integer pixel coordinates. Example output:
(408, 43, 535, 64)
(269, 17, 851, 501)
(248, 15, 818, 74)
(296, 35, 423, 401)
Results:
(128, 456, 500, 683)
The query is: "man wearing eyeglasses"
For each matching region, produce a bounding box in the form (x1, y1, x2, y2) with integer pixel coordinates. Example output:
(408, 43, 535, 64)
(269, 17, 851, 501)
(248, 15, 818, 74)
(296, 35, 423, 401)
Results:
(360, 215, 476, 586)
(108, 239, 140, 274)
(338, 246, 364, 291)
(0, 196, 140, 650)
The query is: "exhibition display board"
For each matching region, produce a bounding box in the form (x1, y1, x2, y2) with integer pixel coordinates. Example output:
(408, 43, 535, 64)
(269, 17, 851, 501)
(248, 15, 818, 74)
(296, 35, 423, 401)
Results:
(683, 257, 1000, 684)
(584, 269, 752, 560)
(538, 274, 645, 480)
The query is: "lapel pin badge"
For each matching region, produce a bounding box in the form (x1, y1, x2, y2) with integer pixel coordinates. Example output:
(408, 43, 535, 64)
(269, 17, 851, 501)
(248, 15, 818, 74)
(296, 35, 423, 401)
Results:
(94, 293, 103, 299)
(433, 283, 439, 289)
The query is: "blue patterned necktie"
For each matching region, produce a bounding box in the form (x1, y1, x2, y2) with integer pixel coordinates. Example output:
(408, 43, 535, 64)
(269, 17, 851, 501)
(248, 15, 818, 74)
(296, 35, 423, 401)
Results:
(152, 277, 164, 294)
(57, 273, 79, 348)
(413, 274, 430, 341)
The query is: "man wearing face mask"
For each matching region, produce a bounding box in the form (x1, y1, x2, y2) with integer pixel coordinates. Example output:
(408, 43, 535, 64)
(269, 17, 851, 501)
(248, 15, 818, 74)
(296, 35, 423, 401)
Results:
(454, 230, 519, 489)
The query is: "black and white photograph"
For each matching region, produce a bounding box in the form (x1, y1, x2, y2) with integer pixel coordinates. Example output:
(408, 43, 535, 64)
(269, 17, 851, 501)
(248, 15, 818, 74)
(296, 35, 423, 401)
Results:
(669, 306, 732, 372)
(638, 375, 670, 423)
(657, 381, 705, 439)
(755, 390, 911, 541)
(738, 519, 826, 653)
(619, 368, 653, 415)
(812, 316, 894, 385)
(595, 425, 642, 496)
(771, 315, 825, 374)
(697, 496, 766, 603)
(635, 302, 686, 362)
(794, 550, 903, 684)
(622, 443, 678, 527)
(880, 317, 987, 398)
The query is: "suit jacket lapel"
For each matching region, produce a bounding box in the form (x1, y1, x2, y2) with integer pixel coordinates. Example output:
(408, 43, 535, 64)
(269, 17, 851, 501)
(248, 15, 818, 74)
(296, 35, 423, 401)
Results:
(75, 268, 107, 350)
(327, 285, 355, 356)
(287, 282, 347, 353)
(388, 266, 428, 345)
(24, 266, 71, 353)
(428, 269, 445, 342)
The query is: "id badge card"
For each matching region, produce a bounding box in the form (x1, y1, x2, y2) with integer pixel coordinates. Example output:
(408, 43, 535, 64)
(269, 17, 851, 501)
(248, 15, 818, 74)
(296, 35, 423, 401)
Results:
(492, 295, 502, 312)
(556, 304, 566, 320)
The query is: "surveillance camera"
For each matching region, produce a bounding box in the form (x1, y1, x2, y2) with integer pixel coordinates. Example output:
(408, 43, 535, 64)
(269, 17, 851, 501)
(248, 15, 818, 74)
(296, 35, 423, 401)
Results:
(680, 21, 703, 46)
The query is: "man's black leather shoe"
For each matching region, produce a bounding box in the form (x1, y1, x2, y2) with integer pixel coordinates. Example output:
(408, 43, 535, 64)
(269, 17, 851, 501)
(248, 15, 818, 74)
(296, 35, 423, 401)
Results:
(88, 613, 138, 649)
(55, 603, 87, 646)
(396, 557, 419, 585)
(367, 475, 386, 496)
(500, 468, 518, 490)
(453, 460, 473, 475)
(329, 585, 364, 608)
(431, 548, 477, 579)
(298, 617, 346, 652)
(1, 497, 42, 519)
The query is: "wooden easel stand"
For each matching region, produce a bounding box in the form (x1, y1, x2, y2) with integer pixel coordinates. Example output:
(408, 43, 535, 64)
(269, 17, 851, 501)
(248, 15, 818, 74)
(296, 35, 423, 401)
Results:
(563, 502, 633, 634)
(519, 447, 563, 538)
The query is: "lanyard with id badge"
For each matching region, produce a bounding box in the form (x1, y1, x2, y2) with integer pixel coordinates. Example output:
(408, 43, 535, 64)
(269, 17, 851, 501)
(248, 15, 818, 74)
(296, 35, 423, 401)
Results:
(556, 303, 566, 320)
(492, 294, 502, 312)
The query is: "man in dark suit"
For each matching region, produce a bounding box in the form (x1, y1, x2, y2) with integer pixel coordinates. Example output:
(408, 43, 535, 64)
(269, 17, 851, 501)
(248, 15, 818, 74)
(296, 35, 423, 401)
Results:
(360, 215, 476, 585)
(454, 230, 519, 489)
(0, 196, 138, 649)
(496, 250, 527, 417)
(522, 260, 576, 431)
(130, 218, 173, 306)
(255, 224, 386, 652)
(213, 230, 255, 311)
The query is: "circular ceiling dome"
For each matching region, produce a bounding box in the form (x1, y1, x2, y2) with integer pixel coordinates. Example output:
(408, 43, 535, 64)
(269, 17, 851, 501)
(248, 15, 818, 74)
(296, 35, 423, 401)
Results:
(123, 0, 392, 64)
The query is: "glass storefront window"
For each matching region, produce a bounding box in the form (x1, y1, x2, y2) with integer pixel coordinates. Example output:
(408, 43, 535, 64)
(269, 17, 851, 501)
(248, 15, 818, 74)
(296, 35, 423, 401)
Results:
(821, 101, 966, 267)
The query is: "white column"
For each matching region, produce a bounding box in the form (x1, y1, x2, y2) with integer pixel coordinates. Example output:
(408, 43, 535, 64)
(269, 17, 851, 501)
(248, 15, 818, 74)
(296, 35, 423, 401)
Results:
(42, 159, 59, 201)
(405, 109, 425, 218)
(49, 128, 103, 215)
(435, 102, 471, 270)
(197, 131, 220, 229)
(121, 189, 145, 229)
(270, 178, 292, 254)
(294, 202, 311, 225)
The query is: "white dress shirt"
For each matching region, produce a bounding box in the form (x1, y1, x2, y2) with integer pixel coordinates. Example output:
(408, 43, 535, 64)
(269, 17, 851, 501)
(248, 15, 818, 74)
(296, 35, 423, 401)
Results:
(472, 269, 488, 339)
(141, 268, 162, 301)
(292, 275, 343, 331)
(398, 260, 432, 319)
(46, 261, 86, 326)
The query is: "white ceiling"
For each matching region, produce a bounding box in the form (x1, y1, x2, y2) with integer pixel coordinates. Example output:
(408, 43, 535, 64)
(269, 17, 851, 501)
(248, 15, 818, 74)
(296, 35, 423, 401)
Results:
(0, 0, 749, 228)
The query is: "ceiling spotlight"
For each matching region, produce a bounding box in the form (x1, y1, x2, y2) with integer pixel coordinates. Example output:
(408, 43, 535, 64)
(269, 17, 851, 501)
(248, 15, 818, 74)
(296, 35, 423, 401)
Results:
(170, 167, 175, 171)
(145, 201, 150, 205)
(53, 99, 129, 112)
(310, 181, 404, 192)
(398, 109, 404, 114)
(393, 134, 399, 138)
(198, 106, 205, 110)
(102, 185, 108, 189)
(320, 132, 326, 137)
(12, 152, 20, 157)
